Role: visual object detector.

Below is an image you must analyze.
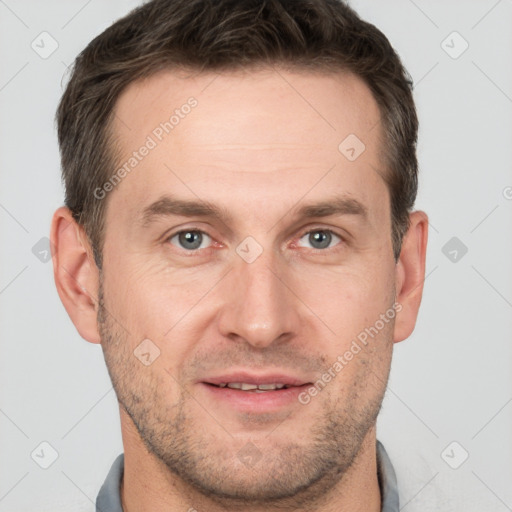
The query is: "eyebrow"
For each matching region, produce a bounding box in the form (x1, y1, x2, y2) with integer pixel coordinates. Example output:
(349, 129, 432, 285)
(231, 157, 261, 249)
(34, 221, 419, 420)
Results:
(138, 194, 368, 228)
(139, 196, 234, 227)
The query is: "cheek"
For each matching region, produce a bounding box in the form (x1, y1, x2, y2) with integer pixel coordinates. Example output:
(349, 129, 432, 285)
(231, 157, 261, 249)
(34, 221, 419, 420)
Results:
(103, 240, 396, 355)
(103, 257, 223, 352)
(294, 263, 395, 341)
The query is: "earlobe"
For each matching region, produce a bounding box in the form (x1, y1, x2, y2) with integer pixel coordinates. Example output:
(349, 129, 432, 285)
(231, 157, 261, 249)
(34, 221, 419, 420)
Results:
(393, 210, 429, 343)
(50, 207, 101, 344)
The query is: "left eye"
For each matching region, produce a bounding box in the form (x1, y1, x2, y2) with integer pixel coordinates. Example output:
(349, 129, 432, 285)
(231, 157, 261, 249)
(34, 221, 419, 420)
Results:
(168, 230, 212, 251)
(297, 229, 342, 250)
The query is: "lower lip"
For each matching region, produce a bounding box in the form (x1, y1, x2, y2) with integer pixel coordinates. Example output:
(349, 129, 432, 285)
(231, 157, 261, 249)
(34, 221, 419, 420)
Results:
(199, 382, 312, 412)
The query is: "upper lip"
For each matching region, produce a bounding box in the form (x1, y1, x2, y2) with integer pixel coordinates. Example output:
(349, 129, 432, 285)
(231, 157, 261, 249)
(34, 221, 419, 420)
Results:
(200, 371, 312, 387)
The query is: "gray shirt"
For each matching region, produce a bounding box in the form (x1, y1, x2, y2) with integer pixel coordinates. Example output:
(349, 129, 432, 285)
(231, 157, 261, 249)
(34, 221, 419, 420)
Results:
(96, 440, 399, 512)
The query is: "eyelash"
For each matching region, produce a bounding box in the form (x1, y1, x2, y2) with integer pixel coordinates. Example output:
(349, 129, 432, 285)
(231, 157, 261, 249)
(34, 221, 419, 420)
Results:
(165, 227, 345, 256)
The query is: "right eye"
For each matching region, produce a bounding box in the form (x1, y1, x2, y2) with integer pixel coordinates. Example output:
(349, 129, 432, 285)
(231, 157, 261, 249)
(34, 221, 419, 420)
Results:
(166, 229, 214, 252)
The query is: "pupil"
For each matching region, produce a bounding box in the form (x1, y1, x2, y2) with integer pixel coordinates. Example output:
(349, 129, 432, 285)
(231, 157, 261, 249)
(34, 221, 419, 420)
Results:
(311, 231, 330, 249)
(180, 231, 202, 250)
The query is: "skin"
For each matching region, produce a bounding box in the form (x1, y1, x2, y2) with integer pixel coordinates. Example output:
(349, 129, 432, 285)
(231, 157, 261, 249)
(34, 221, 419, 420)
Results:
(51, 67, 428, 512)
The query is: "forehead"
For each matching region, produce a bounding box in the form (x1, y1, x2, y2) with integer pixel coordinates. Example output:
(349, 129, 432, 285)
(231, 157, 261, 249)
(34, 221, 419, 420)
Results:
(112, 66, 381, 146)
(107, 67, 386, 224)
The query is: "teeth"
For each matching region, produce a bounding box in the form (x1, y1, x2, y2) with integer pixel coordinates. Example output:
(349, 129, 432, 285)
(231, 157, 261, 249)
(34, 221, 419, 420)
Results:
(220, 382, 287, 391)
(229, 383, 258, 390)
(258, 383, 285, 390)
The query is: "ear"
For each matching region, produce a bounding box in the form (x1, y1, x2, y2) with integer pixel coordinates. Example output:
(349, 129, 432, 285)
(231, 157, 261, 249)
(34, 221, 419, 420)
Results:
(393, 210, 428, 343)
(50, 206, 101, 344)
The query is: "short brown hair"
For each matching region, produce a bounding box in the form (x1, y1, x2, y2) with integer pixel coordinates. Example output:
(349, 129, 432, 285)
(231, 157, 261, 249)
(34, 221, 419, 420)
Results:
(57, 0, 418, 268)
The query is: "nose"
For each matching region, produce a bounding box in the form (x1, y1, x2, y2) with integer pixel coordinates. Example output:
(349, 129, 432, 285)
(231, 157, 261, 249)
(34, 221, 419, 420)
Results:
(216, 246, 302, 349)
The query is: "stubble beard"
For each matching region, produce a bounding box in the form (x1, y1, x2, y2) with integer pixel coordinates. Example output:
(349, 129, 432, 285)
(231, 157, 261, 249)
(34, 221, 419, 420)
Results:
(97, 277, 392, 509)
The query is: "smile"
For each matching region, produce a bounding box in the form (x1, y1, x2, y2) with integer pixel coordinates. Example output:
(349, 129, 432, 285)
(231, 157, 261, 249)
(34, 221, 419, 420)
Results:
(210, 382, 291, 391)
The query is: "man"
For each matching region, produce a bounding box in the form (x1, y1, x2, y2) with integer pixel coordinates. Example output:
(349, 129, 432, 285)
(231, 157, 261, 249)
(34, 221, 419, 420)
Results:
(50, 0, 428, 510)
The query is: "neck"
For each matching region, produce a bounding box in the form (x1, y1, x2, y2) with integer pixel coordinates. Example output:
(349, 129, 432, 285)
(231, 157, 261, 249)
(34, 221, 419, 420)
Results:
(120, 411, 381, 512)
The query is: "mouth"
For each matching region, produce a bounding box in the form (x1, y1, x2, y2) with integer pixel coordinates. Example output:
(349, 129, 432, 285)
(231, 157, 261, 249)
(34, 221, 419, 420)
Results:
(205, 382, 295, 392)
(198, 372, 314, 412)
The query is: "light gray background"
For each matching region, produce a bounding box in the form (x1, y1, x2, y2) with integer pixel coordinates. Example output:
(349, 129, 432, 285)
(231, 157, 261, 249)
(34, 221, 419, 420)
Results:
(1, 1, 511, 511)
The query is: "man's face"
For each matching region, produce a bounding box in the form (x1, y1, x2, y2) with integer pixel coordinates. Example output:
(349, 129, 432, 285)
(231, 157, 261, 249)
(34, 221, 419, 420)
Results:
(99, 68, 397, 503)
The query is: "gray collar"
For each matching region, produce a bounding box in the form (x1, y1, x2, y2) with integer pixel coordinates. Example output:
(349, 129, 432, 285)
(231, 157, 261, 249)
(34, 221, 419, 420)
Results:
(376, 440, 400, 512)
(97, 440, 399, 512)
